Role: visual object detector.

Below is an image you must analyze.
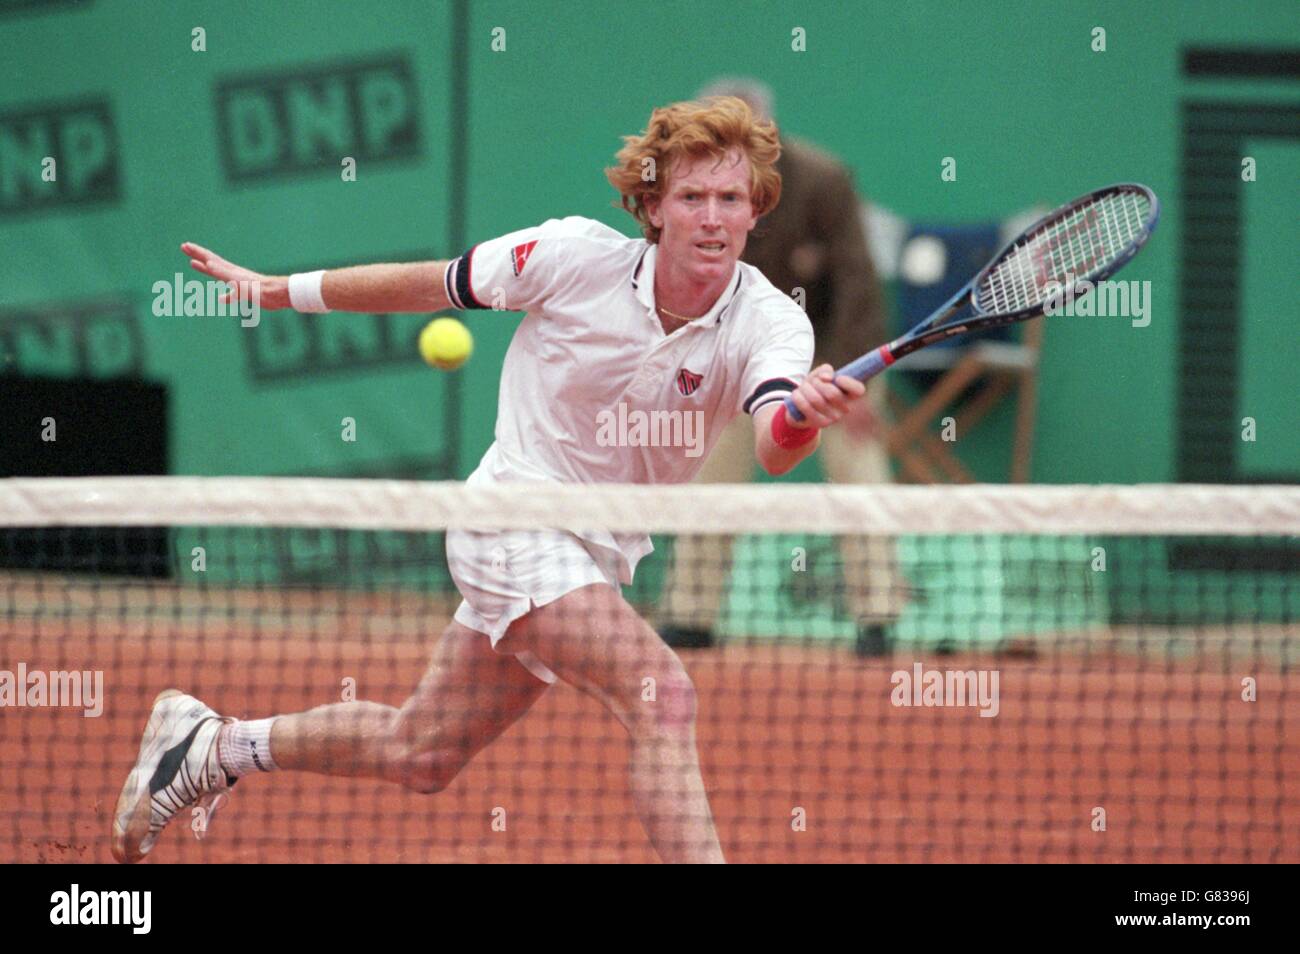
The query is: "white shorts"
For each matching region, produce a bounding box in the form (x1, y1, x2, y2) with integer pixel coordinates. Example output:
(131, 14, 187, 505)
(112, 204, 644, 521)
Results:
(446, 528, 626, 684)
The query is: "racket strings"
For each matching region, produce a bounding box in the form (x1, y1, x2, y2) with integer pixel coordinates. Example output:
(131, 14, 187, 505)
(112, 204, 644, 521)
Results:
(977, 188, 1152, 314)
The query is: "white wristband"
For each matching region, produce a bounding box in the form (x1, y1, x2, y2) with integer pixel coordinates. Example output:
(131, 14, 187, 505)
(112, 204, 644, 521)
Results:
(288, 270, 330, 313)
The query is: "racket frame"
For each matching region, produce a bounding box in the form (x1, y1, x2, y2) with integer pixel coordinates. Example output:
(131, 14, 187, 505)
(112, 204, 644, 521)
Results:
(787, 183, 1161, 412)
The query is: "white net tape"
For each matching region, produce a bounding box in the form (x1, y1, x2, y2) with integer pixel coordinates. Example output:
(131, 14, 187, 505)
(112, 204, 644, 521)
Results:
(1, 477, 1296, 536)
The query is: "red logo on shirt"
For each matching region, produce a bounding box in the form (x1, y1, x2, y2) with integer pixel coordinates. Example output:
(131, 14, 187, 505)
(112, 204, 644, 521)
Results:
(676, 368, 703, 396)
(511, 240, 538, 276)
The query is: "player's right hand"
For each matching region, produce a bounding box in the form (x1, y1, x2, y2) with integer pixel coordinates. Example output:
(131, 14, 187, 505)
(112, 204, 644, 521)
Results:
(181, 242, 291, 310)
(787, 363, 866, 429)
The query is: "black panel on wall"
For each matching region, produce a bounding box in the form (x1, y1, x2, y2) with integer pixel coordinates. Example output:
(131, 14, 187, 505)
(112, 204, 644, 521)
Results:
(1, 376, 170, 576)
(1175, 47, 1300, 574)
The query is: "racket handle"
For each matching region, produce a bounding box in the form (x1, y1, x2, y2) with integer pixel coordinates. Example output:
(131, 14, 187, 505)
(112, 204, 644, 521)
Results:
(839, 346, 894, 382)
(783, 346, 894, 423)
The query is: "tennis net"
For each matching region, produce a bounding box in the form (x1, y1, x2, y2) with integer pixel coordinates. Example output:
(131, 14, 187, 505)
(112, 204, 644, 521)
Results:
(1, 478, 1296, 863)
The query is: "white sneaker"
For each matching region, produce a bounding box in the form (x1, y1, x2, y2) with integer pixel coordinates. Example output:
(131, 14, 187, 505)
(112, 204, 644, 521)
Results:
(111, 690, 235, 863)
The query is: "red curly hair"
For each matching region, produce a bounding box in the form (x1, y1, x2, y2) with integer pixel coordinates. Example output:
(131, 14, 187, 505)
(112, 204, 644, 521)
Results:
(605, 97, 782, 244)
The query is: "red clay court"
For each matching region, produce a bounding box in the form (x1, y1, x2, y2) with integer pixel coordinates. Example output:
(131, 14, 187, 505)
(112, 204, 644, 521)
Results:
(3, 585, 1295, 863)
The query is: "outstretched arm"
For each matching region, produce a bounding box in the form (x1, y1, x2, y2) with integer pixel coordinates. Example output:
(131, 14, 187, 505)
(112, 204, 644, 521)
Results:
(182, 242, 453, 314)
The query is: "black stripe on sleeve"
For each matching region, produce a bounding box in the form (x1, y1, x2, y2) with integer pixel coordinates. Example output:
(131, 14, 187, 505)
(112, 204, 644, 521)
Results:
(749, 393, 789, 415)
(443, 257, 461, 308)
(447, 247, 488, 310)
(743, 377, 797, 414)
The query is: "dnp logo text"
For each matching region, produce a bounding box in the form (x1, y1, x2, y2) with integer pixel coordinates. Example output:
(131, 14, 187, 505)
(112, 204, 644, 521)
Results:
(215, 55, 420, 181)
(0, 99, 120, 215)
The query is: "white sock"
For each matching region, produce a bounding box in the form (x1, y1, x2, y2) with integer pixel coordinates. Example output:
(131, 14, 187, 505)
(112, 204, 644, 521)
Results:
(218, 718, 280, 778)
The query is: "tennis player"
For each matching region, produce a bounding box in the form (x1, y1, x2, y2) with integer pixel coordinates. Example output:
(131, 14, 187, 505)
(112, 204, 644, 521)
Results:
(112, 97, 865, 864)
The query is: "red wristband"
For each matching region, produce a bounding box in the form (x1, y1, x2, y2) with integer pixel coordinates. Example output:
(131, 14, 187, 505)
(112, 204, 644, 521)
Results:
(771, 404, 819, 449)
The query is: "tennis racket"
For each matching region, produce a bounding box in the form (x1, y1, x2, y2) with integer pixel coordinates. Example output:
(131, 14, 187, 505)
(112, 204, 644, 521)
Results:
(785, 182, 1160, 420)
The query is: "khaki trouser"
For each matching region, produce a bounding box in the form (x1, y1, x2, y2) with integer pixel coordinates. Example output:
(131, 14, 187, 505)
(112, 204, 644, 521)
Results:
(658, 378, 906, 630)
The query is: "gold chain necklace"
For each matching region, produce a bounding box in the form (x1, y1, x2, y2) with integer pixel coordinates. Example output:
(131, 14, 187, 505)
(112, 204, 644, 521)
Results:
(657, 304, 705, 322)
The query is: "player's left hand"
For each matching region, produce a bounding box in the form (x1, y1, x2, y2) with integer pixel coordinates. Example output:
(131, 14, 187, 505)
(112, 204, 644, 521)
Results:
(181, 242, 291, 310)
(787, 364, 866, 429)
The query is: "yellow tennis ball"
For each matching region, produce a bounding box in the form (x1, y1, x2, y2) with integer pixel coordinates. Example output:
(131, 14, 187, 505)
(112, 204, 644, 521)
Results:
(418, 317, 473, 371)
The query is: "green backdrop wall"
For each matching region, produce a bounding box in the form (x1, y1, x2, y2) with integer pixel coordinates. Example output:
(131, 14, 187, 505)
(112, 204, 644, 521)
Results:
(2, 0, 1296, 487)
(2, 1, 1294, 640)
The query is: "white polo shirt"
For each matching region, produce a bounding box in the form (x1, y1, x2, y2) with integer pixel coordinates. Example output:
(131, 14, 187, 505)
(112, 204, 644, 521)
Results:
(443, 215, 813, 577)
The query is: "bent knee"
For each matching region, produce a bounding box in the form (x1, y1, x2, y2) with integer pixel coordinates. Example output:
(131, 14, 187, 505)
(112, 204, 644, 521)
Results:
(634, 665, 698, 737)
(384, 714, 470, 794)
(391, 746, 466, 795)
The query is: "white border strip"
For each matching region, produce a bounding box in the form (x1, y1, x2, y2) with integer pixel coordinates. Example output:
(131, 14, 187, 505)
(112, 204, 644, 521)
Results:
(0, 478, 1297, 536)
